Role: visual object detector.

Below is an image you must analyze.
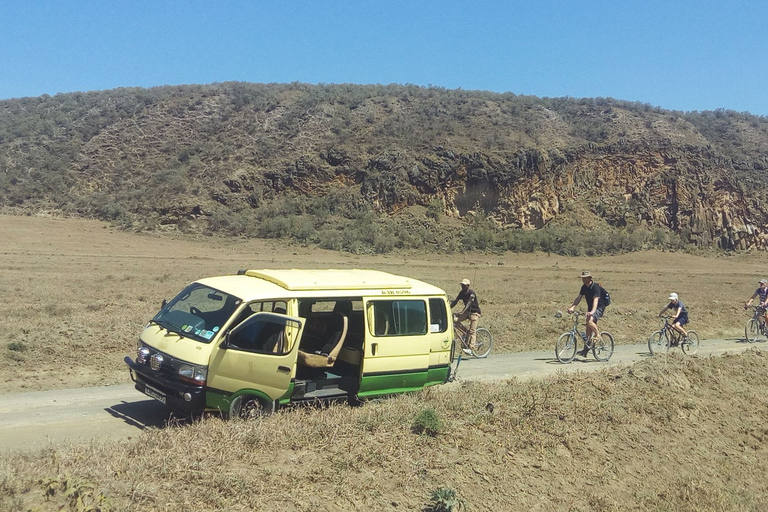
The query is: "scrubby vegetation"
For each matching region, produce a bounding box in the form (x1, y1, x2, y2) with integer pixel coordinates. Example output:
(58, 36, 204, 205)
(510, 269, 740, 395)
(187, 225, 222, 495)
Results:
(199, 188, 697, 255)
(3, 82, 768, 255)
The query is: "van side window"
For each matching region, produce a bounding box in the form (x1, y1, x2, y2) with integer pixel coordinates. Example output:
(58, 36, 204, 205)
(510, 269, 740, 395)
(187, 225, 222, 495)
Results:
(231, 300, 288, 329)
(370, 300, 427, 336)
(251, 301, 287, 314)
(227, 316, 294, 355)
(428, 298, 448, 333)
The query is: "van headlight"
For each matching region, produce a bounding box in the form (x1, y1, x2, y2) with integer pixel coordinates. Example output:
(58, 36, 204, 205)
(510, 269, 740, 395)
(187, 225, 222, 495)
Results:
(137, 345, 150, 364)
(178, 364, 207, 385)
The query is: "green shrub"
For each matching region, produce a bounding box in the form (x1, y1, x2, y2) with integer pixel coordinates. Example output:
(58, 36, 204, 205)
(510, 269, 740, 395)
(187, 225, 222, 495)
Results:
(7, 341, 28, 352)
(411, 408, 444, 437)
(426, 198, 444, 222)
(428, 487, 467, 512)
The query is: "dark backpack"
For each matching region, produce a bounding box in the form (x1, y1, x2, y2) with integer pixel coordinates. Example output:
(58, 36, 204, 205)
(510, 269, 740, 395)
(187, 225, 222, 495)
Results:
(598, 283, 611, 307)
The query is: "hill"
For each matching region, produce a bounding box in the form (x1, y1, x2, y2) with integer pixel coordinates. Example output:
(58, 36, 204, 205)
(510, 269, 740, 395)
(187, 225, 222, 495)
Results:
(2, 82, 768, 253)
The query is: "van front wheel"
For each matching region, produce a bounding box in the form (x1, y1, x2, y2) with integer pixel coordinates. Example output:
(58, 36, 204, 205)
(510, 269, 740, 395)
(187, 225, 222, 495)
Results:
(230, 395, 274, 420)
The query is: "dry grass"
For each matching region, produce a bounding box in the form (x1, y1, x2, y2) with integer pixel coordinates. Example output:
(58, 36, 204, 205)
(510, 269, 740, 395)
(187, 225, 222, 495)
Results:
(2, 351, 768, 511)
(2, 215, 767, 510)
(0, 214, 764, 393)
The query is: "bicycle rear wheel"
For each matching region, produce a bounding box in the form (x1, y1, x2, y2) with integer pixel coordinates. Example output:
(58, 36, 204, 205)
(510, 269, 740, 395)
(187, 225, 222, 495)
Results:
(681, 331, 699, 355)
(592, 332, 614, 361)
(555, 332, 577, 363)
(471, 328, 493, 358)
(648, 330, 669, 355)
(746, 319, 761, 343)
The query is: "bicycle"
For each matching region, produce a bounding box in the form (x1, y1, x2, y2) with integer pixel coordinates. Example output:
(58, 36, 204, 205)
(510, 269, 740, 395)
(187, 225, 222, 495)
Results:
(453, 324, 493, 358)
(555, 311, 614, 363)
(648, 316, 700, 355)
(744, 305, 768, 343)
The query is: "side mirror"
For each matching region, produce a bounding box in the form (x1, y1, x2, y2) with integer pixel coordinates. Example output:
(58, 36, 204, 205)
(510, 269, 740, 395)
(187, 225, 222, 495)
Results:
(220, 332, 230, 349)
(161, 299, 168, 309)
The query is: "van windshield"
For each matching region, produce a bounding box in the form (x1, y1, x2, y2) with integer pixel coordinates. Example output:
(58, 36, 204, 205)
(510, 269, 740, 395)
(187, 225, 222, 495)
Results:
(152, 283, 242, 343)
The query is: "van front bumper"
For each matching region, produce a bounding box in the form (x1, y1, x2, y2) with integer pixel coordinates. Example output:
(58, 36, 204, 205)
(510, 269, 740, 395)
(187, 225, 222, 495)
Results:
(124, 356, 206, 415)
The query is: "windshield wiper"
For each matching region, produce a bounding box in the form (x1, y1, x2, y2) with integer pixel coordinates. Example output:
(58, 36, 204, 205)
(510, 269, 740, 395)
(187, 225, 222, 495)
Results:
(150, 318, 185, 337)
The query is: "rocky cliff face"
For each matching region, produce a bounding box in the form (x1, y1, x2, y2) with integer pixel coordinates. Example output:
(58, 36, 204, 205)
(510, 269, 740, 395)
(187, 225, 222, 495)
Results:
(294, 139, 766, 250)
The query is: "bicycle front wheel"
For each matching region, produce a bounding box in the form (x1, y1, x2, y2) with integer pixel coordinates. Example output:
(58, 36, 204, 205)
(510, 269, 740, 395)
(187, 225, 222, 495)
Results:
(593, 332, 614, 361)
(555, 332, 577, 363)
(682, 331, 700, 355)
(471, 328, 493, 358)
(746, 319, 761, 343)
(648, 330, 669, 355)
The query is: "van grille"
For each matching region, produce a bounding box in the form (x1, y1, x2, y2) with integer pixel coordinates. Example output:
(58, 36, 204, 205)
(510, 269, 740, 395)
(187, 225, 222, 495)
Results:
(138, 345, 185, 380)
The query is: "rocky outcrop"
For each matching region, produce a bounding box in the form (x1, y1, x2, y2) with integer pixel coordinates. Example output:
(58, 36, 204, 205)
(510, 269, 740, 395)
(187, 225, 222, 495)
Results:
(323, 140, 767, 250)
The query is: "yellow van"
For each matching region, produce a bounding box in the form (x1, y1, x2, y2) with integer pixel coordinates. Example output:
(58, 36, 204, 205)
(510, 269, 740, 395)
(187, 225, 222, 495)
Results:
(125, 269, 454, 417)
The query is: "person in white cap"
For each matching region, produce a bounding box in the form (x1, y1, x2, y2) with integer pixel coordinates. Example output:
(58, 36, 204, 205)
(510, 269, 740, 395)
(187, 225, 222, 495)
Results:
(567, 270, 604, 356)
(745, 279, 768, 326)
(451, 278, 481, 354)
(659, 292, 689, 341)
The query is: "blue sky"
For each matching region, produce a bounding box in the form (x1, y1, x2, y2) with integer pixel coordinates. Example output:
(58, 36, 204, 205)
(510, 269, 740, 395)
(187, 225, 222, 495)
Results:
(2, 1, 767, 115)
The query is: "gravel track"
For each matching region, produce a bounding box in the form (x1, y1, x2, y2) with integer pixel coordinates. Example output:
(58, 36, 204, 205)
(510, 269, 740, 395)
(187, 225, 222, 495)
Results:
(0, 337, 756, 452)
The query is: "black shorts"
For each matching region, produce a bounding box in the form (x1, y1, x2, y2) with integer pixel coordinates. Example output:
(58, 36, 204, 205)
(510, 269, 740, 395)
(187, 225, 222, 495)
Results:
(590, 308, 604, 323)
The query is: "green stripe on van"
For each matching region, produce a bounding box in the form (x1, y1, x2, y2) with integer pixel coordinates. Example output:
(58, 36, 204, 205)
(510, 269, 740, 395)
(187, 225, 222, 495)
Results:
(277, 382, 295, 405)
(206, 387, 229, 412)
(426, 366, 450, 385)
(359, 365, 451, 396)
(206, 385, 290, 412)
(358, 371, 427, 396)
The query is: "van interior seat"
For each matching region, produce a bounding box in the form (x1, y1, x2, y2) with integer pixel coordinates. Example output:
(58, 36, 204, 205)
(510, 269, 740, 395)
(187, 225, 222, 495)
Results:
(344, 312, 365, 349)
(298, 312, 348, 368)
(333, 300, 364, 350)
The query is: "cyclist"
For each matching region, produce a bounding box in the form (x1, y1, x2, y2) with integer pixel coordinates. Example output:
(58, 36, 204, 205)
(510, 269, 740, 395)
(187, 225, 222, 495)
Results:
(566, 271, 604, 357)
(451, 278, 481, 355)
(659, 292, 689, 343)
(745, 278, 768, 324)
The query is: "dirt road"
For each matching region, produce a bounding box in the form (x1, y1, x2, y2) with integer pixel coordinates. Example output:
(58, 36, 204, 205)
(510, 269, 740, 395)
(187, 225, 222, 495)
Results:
(0, 337, 756, 453)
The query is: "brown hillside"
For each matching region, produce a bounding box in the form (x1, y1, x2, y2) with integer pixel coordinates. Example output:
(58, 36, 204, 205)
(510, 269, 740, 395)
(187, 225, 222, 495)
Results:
(2, 83, 768, 251)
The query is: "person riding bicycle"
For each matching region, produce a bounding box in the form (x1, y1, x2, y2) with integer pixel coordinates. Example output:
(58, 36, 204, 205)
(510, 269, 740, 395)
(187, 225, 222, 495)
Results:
(451, 278, 481, 355)
(566, 271, 604, 357)
(745, 278, 768, 325)
(659, 292, 689, 343)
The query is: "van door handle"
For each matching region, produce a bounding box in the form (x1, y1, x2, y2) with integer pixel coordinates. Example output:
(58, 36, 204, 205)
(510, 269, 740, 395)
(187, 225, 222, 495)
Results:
(371, 343, 377, 356)
(277, 366, 291, 373)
